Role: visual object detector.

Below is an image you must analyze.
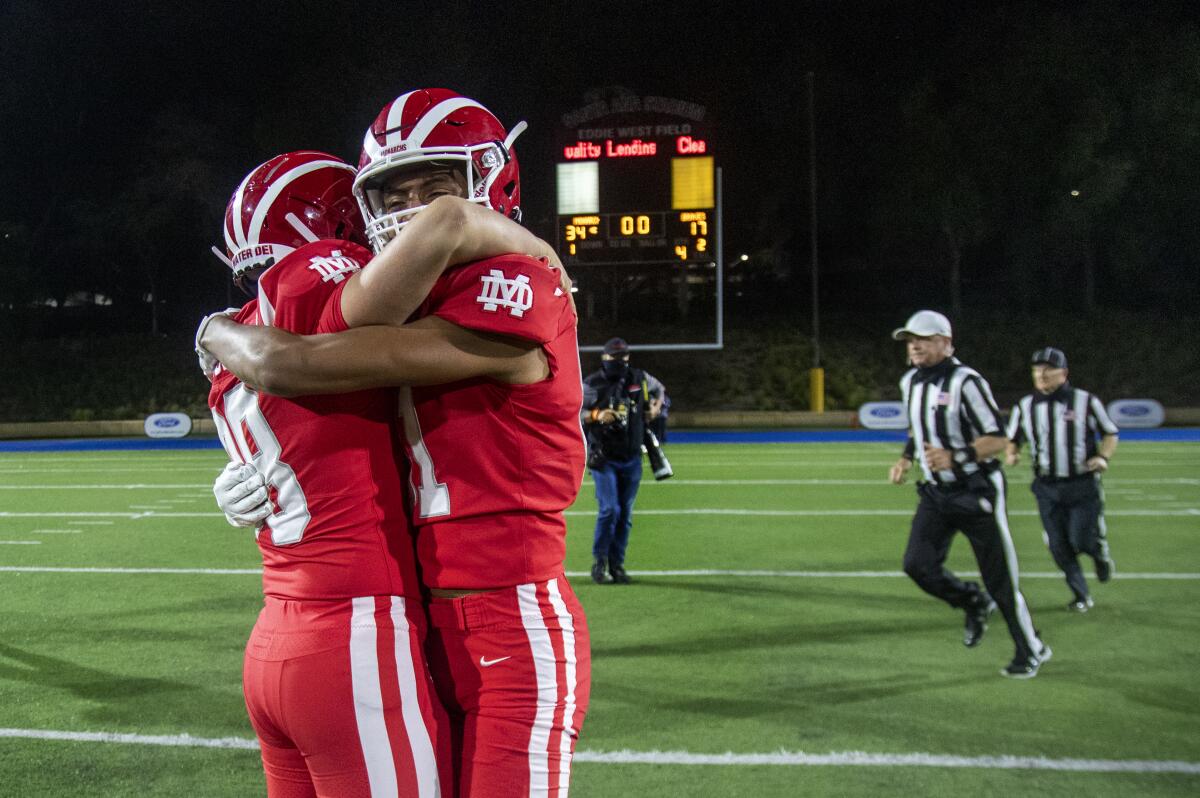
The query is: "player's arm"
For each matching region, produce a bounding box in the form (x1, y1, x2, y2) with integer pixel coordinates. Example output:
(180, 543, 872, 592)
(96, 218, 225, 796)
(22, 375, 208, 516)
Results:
(340, 196, 564, 327)
(201, 314, 546, 396)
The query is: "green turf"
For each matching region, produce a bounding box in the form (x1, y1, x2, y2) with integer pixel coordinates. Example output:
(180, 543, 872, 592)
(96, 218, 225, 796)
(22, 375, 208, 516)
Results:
(1, 442, 1198, 796)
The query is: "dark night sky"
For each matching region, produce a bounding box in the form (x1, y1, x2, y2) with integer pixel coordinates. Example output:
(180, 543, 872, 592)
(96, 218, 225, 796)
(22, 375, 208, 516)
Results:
(3, 0, 1199, 327)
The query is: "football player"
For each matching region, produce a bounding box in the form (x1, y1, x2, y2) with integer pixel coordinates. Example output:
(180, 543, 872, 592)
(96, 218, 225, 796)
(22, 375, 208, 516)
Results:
(204, 146, 559, 797)
(200, 90, 590, 798)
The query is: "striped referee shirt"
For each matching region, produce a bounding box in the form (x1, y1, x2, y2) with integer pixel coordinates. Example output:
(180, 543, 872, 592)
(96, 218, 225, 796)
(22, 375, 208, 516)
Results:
(1006, 385, 1119, 479)
(900, 357, 1005, 485)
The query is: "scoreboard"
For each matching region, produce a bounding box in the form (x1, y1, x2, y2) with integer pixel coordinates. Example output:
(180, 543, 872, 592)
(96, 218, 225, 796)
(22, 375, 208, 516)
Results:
(556, 92, 723, 350)
(555, 115, 718, 265)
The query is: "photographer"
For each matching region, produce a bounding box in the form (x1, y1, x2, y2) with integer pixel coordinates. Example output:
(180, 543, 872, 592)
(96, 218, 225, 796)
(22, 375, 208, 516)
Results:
(582, 337, 665, 585)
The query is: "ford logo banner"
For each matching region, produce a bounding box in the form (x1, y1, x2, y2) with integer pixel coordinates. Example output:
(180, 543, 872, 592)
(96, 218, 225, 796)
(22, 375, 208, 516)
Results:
(144, 412, 193, 439)
(859, 401, 908, 430)
(1106, 399, 1164, 429)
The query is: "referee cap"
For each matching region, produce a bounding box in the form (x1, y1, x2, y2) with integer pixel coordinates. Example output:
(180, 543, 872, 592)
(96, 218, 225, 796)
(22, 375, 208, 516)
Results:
(1031, 347, 1068, 369)
(891, 310, 952, 340)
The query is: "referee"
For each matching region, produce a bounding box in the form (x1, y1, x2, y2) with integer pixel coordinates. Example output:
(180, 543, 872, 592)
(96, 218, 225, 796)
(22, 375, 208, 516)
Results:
(888, 310, 1050, 679)
(1006, 347, 1119, 612)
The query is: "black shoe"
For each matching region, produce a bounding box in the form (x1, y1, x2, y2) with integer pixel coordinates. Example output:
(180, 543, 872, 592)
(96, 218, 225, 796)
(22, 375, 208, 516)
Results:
(1066, 597, 1094, 613)
(963, 598, 997, 648)
(591, 559, 609, 584)
(609, 564, 632, 584)
(1095, 556, 1114, 583)
(1000, 656, 1041, 679)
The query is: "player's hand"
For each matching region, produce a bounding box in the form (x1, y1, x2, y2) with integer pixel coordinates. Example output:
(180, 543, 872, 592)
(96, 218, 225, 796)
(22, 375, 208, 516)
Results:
(923, 444, 953, 471)
(889, 458, 912, 485)
(213, 461, 271, 528)
(595, 409, 619, 424)
(195, 308, 239, 378)
(1005, 450, 1020, 467)
(1086, 456, 1109, 473)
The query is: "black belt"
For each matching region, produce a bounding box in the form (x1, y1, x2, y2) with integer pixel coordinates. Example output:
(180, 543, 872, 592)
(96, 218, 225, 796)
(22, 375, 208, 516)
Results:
(1035, 472, 1094, 484)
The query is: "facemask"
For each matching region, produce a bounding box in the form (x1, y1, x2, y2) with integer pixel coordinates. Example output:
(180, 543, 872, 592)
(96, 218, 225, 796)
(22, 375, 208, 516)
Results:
(602, 360, 628, 379)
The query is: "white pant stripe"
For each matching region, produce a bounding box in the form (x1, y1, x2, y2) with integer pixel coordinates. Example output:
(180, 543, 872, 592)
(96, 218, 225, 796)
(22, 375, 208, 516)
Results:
(389, 597, 441, 798)
(989, 473, 1042, 652)
(545, 579, 578, 798)
(519, 583, 559, 797)
(350, 596, 398, 797)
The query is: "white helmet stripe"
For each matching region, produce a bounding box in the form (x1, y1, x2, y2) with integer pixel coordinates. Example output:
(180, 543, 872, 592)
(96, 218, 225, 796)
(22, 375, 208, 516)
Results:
(245, 160, 354, 245)
(228, 168, 257, 251)
(408, 98, 486, 147)
(383, 91, 418, 150)
(362, 128, 382, 162)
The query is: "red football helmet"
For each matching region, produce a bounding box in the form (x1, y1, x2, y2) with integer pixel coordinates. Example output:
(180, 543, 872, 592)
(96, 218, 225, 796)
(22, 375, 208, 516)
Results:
(354, 88, 526, 252)
(215, 151, 365, 292)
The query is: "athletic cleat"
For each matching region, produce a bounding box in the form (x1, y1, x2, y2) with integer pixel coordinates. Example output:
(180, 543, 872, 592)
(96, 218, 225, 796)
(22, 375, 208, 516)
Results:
(591, 559, 609, 584)
(609, 564, 632, 584)
(1067, 597, 1094, 613)
(963, 599, 997, 648)
(1095, 556, 1114, 583)
(1000, 656, 1041, 679)
(1037, 644, 1053, 664)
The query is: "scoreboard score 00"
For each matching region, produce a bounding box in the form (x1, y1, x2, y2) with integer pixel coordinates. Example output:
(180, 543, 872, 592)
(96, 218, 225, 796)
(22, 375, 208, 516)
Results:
(562, 209, 711, 263)
(555, 127, 717, 265)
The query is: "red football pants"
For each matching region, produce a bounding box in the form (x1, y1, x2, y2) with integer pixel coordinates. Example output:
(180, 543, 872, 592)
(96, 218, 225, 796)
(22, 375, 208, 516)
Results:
(426, 576, 591, 798)
(243, 595, 453, 797)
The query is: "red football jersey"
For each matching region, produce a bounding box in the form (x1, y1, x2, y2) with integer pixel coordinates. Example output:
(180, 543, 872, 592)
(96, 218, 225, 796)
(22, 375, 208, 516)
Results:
(208, 240, 422, 601)
(400, 255, 586, 589)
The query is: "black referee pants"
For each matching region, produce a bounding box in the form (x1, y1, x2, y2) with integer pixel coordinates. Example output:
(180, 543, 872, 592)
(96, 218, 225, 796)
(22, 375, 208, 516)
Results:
(903, 472, 1042, 661)
(1032, 475, 1107, 602)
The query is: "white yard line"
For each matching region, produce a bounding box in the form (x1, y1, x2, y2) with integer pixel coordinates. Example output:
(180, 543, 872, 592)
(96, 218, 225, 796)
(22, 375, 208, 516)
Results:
(0, 728, 1195, 774)
(1, 566, 1197, 580)
(0, 508, 1197, 520)
(26, 530, 82, 534)
(0, 541, 41, 545)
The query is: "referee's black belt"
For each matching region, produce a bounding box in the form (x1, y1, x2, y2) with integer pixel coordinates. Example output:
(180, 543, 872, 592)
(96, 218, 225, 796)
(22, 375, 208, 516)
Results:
(1034, 472, 1094, 484)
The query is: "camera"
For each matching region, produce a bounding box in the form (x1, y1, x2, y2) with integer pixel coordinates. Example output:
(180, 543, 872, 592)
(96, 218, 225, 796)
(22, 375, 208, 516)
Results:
(641, 429, 673, 480)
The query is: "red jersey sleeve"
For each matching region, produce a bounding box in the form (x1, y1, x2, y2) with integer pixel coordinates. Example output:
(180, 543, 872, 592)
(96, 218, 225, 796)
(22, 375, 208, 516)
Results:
(422, 254, 569, 344)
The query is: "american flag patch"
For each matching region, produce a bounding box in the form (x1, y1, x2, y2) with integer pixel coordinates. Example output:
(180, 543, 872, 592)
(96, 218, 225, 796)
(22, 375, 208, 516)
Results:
(937, 392, 951, 406)
(1063, 410, 1077, 421)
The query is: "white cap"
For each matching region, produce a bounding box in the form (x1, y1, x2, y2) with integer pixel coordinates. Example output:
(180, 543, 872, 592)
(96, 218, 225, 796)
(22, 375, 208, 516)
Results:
(891, 310, 952, 340)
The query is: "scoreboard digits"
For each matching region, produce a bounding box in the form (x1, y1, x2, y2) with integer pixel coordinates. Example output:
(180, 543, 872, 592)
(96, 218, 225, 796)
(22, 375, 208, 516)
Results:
(561, 210, 709, 263)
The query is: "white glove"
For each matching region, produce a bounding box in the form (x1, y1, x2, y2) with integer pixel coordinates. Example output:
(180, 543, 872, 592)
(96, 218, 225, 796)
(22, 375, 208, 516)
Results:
(213, 461, 271, 528)
(196, 308, 239, 378)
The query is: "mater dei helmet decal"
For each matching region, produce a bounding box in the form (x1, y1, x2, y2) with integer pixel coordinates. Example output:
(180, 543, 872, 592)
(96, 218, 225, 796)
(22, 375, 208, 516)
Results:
(354, 88, 526, 252)
(213, 151, 366, 292)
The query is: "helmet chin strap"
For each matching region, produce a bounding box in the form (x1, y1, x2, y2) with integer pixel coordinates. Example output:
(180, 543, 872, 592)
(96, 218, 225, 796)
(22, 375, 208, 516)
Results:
(285, 213, 321, 243)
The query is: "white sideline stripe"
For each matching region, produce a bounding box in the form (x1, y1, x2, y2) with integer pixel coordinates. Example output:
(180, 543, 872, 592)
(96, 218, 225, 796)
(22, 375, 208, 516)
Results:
(2, 566, 1199, 580)
(0, 484, 211, 489)
(562, 509, 1200, 518)
(573, 749, 1200, 774)
(0, 729, 1196, 774)
(5, 477, 1198, 489)
(0, 566, 260, 575)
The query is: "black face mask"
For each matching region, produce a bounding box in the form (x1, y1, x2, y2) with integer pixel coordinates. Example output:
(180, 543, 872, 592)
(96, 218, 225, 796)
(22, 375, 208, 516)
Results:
(601, 360, 629, 379)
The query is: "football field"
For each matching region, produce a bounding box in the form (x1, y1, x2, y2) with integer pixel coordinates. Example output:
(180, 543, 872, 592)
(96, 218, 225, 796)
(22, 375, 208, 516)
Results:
(1, 440, 1198, 796)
